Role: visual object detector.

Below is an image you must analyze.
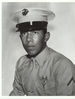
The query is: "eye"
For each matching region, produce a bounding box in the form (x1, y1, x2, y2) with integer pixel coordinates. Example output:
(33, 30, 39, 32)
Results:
(23, 32, 27, 35)
(33, 31, 39, 34)
(34, 31, 37, 34)
(20, 32, 28, 37)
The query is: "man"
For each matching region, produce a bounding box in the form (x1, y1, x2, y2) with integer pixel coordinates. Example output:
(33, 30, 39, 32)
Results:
(10, 8, 75, 96)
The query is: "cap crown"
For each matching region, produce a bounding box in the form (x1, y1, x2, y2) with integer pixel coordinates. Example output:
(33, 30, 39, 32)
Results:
(13, 8, 55, 24)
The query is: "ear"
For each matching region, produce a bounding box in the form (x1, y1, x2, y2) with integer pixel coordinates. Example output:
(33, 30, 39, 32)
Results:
(44, 32, 50, 42)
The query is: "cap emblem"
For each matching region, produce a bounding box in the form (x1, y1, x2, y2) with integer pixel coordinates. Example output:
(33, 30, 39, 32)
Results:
(22, 9, 29, 16)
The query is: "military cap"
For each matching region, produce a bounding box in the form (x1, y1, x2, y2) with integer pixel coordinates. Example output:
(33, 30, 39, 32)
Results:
(13, 8, 55, 32)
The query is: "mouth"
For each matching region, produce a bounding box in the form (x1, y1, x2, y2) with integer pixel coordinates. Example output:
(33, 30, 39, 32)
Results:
(27, 46, 35, 50)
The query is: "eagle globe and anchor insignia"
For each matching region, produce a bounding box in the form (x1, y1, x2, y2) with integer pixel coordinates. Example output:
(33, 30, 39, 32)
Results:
(22, 9, 29, 16)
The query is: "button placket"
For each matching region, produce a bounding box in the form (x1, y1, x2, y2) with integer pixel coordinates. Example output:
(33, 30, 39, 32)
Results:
(28, 58, 38, 93)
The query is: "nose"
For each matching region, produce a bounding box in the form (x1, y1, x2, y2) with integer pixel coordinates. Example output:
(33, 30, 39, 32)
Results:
(27, 32, 33, 42)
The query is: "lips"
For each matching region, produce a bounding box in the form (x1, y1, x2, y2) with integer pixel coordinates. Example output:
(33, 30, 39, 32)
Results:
(27, 46, 35, 50)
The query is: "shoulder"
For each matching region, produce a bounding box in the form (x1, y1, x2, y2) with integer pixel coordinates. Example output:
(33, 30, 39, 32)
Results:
(48, 47, 74, 72)
(49, 47, 73, 64)
(16, 55, 29, 70)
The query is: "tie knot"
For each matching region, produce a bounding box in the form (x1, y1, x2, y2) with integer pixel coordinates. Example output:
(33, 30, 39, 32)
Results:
(30, 58, 39, 68)
(31, 57, 34, 61)
(30, 58, 36, 65)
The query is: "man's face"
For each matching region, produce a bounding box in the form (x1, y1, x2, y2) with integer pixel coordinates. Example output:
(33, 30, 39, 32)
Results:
(20, 30, 46, 57)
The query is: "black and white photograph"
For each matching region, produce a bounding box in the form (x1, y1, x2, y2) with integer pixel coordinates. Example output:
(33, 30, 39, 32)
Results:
(2, 2, 75, 96)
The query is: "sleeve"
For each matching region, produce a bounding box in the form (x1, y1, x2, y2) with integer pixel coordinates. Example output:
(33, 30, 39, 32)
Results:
(9, 58, 25, 96)
(55, 58, 74, 95)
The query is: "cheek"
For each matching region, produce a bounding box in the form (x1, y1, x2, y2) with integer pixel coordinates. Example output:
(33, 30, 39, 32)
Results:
(21, 35, 27, 44)
(33, 35, 39, 43)
(33, 34, 44, 44)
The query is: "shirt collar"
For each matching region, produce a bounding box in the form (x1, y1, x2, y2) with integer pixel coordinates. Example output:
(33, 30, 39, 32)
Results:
(35, 46, 50, 66)
(26, 46, 50, 66)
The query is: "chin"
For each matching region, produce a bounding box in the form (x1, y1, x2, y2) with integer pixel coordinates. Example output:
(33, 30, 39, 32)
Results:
(28, 53, 37, 57)
(27, 51, 39, 57)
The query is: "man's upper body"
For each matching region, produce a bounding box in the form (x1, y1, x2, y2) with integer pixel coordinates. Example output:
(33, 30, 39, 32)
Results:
(10, 46, 75, 96)
(10, 7, 75, 96)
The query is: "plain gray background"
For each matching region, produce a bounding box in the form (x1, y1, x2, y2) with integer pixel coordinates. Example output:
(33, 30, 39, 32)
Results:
(2, 2, 75, 95)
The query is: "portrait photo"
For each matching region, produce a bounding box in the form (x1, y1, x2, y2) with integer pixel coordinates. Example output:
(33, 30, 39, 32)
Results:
(2, 2, 75, 96)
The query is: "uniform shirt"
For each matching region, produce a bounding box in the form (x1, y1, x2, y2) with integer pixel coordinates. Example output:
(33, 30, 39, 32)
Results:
(10, 46, 74, 96)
